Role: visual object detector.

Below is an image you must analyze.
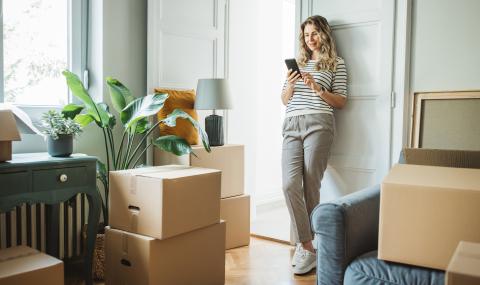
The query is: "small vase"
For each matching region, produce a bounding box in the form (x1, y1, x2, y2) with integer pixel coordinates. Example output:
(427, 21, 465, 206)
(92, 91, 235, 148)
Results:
(47, 134, 73, 157)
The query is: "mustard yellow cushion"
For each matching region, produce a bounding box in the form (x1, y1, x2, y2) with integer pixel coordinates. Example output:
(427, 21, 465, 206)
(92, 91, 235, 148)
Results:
(155, 88, 199, 145)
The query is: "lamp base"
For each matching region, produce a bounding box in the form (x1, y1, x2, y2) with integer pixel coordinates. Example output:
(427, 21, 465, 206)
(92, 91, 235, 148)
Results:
(205, 114, 224, 146)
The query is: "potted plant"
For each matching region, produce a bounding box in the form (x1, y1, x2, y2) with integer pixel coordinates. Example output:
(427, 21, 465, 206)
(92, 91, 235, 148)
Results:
(62, 70, 210, 280)
(41, 109, 83, 157)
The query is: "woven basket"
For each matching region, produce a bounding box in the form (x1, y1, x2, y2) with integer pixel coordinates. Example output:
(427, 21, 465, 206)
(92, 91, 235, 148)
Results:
(92, 234, 105, 280)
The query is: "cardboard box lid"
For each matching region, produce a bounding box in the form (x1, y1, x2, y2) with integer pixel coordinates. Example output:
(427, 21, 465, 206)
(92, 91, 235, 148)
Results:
(0, 246, 63, 279)
(384, 164, 480, 191)
(447, 241, 480, 277)
(110, 165, 220, 179)
(403, 148, 480, 169)
(0, 110, 21, 141)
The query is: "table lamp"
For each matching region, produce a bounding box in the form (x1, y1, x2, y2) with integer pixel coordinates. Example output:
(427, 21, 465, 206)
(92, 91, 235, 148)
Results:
(195, 79, 233, 146)
(0, 110, 21, 161)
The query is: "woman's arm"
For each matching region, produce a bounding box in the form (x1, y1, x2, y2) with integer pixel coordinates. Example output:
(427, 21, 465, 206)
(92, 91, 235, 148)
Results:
(281, 70, 301, 106)
(303, 72, 347, 109)
(315, 88, 347, 109)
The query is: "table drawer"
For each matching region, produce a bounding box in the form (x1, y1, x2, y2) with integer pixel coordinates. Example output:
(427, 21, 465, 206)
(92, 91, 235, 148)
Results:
(0, 171, 29, 197)
(33, 167, 87, 192)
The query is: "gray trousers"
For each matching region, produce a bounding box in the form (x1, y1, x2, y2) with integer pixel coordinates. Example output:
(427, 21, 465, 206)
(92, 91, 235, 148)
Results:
(282, 113, 334, 243)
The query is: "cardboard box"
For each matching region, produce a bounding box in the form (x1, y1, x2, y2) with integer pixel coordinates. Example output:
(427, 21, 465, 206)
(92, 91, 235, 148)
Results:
(105, 222, 226, 285)
(378, 163, 480, 270)
(191, 145, 244, 198)
(446, 241, 480, 285)
(0, 246, 64, 285)
(0, 110, 21, 162)
(221, 194, 250, 249)
(109, 165, 221, 240)
(403, 148, 480, 168)
(154, 144, 245, 198)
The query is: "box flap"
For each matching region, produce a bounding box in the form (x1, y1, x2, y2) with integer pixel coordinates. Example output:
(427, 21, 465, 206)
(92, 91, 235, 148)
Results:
(0, 246, 62, 279)
(0, 110, 21, 141)
(384, 164, 480, 191)
(403, 148, 480, 169)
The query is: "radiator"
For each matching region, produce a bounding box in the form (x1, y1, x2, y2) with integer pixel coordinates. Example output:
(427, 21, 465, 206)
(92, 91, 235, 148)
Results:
(0, 193, 88, 259)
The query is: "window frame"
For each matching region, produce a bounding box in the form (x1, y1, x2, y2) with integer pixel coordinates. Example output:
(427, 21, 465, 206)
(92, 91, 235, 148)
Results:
(0, 0, 89, 121)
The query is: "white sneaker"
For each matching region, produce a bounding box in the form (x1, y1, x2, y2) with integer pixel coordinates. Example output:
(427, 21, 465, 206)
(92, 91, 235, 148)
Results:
(293, 249, 316, 275)
(291, 244, 304, 267)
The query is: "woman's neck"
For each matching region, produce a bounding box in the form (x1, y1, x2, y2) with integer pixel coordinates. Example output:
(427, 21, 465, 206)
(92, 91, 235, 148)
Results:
(311, 50, 321, 61)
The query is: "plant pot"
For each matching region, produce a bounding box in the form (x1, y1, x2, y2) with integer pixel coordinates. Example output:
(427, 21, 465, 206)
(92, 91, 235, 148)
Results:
(47, 134, 73, 157)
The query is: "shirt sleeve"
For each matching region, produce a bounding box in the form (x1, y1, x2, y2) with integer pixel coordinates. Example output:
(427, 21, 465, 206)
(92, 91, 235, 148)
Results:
(332, 57, 348, 97)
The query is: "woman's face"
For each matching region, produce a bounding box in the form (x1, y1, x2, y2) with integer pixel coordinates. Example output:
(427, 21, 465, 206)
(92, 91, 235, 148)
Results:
(304, 23, 321, 52)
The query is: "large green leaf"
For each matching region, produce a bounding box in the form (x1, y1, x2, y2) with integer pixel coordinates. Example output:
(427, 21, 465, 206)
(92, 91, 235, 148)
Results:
(135, 118, 151, 134)
(153, 135, 192, 156)
(62, 70, 98, 121)
(106, 77, 135, 113)
(160, 108, 211, 152)
(98, 103, 116, 129)
(62, 104, 84, 120)
(121, 93, 168, 130)
(75, 114, 95, 127)
(63, 70, 113, 128)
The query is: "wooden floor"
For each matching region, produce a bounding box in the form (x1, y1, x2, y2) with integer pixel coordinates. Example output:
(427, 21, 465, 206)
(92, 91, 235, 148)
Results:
(67, 237, 316, 285)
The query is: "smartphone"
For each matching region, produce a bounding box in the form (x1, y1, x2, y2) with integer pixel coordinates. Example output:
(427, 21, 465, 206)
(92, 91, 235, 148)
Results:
(285, 58, 302, 79)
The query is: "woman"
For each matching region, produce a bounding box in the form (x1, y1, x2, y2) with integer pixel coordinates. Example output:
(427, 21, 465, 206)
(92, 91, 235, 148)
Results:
(281, 15, 347, 275)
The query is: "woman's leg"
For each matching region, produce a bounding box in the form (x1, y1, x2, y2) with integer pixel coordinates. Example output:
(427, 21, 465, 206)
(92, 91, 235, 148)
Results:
(282, 116, 310, 244)
(302, 113, 335, 249)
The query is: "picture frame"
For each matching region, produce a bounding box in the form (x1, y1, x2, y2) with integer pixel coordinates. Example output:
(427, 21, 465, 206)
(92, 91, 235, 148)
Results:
(411, 91, 480, 149)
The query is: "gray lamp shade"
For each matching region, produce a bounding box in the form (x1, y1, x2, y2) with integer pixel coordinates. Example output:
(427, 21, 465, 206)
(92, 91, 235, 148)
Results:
(195, 79, 233, 110)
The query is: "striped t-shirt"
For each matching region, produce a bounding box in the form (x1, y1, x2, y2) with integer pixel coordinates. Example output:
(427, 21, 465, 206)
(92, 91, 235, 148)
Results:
(284, 57, 347, 117)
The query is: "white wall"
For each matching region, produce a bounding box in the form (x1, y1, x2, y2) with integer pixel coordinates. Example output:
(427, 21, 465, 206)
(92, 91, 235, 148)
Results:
(228, 0, 293, 206)
(227, 0, 259, 202)
(410, 0, 480, 93)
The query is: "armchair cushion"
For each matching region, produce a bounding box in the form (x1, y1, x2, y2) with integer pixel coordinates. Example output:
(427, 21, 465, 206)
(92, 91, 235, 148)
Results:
(344, 250, 445, 285)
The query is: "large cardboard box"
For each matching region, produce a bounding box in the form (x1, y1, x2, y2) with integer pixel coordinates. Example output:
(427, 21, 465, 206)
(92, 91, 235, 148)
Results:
(0, 246, 64, 285)
(446, 241, 480, 285)
(105, 222, 226, 285)
(378, 163, 480, 270)
(221, 194, 250, 249)
(154, 144, 245, 198)
(109, 165, 221, 240)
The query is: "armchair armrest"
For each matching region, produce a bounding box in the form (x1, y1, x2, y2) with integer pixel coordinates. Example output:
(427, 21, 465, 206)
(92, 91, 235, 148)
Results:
(311, 184, 380, 285)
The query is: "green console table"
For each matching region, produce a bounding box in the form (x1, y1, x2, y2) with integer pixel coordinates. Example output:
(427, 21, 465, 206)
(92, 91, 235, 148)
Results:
(0, 153, 101, 285)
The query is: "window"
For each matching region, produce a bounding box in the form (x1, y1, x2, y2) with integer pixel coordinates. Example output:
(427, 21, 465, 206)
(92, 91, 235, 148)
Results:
(0, 0, 88, 108)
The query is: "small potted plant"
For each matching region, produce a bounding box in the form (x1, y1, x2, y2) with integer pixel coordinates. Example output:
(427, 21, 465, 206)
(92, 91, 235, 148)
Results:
(41, 109, 82, 157)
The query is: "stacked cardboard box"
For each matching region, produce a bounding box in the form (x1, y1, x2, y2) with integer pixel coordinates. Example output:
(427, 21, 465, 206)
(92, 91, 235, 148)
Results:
(154, 144, 250, 250)
(378, 148, 480, 270)
(190, 145, 250, 249)
(0, 245, 64, 285)
(106, 165, 225, 285)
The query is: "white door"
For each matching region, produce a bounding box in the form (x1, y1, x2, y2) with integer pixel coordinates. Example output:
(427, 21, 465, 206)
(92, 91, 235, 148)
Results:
(304, 0, 396, 200)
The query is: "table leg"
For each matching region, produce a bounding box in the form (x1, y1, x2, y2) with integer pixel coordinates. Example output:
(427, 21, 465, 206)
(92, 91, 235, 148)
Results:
(84, 190, 101, 285)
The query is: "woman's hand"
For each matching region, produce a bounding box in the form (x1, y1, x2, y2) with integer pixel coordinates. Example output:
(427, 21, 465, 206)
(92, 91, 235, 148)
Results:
(302, 72, 322, 93)
(286, 69, 301, 88)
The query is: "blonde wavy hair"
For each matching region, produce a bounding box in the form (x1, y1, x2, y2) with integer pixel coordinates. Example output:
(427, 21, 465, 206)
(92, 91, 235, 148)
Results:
(298, 15, 337, 71)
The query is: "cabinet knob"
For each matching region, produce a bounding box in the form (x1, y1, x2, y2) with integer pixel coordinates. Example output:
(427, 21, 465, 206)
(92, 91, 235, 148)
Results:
(59, 174, 68, 183)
